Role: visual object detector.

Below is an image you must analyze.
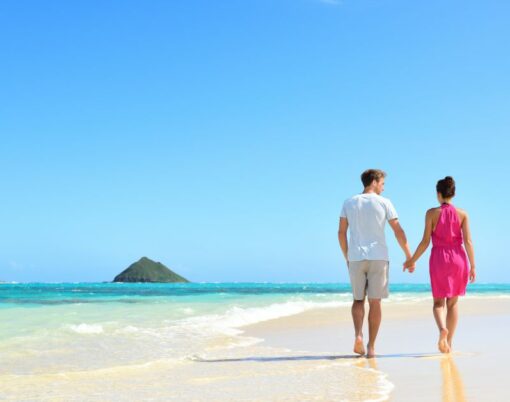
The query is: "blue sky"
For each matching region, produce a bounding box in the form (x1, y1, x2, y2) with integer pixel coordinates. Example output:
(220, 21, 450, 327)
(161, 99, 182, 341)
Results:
(1, 0, 509, 283)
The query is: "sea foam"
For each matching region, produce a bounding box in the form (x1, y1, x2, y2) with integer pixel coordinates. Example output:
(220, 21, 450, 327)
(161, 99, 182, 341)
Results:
(172, 299, 348, 341)
(67, 323, 104, 334)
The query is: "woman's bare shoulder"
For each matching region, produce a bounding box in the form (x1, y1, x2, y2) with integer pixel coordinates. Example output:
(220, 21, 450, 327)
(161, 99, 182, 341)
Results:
(426, 207, 441, 215)
(455, 206, 468, 218)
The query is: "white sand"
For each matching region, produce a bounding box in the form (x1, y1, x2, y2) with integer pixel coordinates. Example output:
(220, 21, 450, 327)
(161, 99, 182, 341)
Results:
(241, 296, 510, 401)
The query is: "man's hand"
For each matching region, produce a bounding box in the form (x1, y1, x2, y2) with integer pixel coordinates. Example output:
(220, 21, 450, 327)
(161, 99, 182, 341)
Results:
(403, 258, 415, 273)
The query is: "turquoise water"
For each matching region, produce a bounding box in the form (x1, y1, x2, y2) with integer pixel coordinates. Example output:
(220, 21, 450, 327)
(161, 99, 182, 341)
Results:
(1, 283, 508, 364)
(2, 282, 507, 344)
(1, 282, 509, 306)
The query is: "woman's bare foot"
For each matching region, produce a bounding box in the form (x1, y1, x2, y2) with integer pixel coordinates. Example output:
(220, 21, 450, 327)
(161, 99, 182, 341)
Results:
(366, 343, 376, 358)
(438, 328, 450, 353)
(447, 334, 454, 351)
(353, 336, 365, 355)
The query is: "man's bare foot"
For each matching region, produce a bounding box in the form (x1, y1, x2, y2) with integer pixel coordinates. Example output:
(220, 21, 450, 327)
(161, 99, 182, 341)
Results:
(353, 336, 365, 355)
(366, 343, 376, 358)
(438, 328, 450, 353)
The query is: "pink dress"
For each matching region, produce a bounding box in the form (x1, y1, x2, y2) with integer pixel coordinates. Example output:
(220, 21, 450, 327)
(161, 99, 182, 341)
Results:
(429, 203, 469, 298)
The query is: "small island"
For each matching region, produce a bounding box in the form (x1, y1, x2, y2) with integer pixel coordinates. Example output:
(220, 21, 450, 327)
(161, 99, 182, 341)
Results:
(113, 257, 190, 283)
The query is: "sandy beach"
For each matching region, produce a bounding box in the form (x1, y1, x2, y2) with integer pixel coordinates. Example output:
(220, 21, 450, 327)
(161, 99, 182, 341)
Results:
(241, 296, 510, 401)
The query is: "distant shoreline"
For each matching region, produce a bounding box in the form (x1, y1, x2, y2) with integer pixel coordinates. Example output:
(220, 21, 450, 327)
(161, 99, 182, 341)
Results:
(1, 281, 509, 286)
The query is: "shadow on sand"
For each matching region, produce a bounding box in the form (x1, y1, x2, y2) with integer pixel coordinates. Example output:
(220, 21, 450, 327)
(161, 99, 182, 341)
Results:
(190, 352, 440, 363)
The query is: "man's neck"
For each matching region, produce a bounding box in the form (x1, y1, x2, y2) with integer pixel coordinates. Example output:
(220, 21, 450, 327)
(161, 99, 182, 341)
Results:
(362, 189, 377, 195)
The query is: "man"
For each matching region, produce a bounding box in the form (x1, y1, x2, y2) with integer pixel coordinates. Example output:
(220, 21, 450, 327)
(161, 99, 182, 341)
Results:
(338, 169, 414, 358)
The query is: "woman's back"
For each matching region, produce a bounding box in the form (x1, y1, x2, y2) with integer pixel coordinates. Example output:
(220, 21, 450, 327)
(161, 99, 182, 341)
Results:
(431, 203, 464, 248)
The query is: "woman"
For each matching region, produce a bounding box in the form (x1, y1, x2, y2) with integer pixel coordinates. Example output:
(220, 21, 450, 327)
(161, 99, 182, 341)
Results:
(404, 176, 476, 353)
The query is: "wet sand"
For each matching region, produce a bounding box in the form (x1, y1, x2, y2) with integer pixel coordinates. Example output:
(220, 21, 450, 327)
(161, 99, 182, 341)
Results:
(241, 297, 510, 401)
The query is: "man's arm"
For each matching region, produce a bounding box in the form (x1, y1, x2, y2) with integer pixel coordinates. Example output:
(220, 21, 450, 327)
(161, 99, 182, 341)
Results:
(388, 218, 413, 270)
(338, 217, 349, 265)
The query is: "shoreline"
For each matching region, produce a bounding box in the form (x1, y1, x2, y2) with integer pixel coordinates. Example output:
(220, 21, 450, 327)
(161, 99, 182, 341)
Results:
(240, 296, 510, 401)
(2, 287, 509, 400)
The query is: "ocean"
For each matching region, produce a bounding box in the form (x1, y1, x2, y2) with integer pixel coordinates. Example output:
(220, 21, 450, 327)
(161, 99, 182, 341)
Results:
(1, 282, 508, 401)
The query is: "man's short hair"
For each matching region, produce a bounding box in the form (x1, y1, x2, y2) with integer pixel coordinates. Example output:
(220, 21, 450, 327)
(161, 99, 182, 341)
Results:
(361, 169, 386, 188)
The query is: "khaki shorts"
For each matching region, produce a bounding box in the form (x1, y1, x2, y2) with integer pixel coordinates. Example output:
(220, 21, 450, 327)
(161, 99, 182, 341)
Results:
(348, 260, 389, 300)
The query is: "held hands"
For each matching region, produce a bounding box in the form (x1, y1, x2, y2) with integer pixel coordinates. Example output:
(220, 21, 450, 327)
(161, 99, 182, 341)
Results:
(403, 258, 416, 273)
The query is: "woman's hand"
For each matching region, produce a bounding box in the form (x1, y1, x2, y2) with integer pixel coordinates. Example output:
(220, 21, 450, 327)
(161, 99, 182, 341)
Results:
(469, 267, 476, 283)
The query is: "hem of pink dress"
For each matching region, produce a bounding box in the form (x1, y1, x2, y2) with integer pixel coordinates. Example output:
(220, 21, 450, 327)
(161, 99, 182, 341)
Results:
(431, 291, 466, 298)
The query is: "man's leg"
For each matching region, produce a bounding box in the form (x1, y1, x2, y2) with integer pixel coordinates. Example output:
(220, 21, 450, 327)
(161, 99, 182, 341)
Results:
(365, 260, 388, 358)
(433, 297, 450, 353)
(367, 298, 381, 358)
(446, 296, 459, 349)
(348, 260, 368, 355)
(352, 299, 365, 355)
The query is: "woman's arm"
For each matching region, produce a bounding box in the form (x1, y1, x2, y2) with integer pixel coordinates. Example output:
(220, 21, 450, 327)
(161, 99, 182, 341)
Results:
(405, 210, 434, 268)
(461, 213, 476, 282)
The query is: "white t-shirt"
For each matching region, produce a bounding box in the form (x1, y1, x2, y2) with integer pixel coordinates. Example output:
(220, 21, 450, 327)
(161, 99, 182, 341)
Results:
(340, 193, 398, 262)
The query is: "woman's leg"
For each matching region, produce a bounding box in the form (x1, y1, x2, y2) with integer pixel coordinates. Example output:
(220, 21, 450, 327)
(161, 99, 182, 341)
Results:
(433, 297, 450, 353)
(446, 296, 459, 349)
